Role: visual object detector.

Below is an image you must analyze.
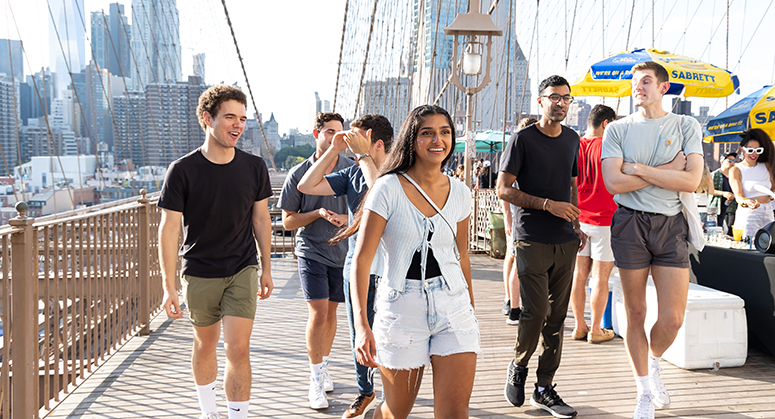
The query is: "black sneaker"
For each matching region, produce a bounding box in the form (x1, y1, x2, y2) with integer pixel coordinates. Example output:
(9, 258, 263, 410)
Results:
(529, 384, 577, 418)
(502, 299, 511, 315)
(506, 307, 521, 325)
(504, 359, 528, 407)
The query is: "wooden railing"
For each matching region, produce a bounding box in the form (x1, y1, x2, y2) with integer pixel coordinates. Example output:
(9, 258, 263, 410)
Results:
(0, 187, 489, 418)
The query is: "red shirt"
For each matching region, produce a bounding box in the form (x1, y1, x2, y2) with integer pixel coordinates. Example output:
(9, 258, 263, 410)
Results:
(577, 136, 616, 226)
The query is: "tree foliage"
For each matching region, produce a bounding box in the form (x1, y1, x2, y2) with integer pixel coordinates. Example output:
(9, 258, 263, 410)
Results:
(275, 144, 315, 168)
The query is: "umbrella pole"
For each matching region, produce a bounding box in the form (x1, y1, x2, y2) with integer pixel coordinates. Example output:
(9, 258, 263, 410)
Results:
(464, 92, 474, 188)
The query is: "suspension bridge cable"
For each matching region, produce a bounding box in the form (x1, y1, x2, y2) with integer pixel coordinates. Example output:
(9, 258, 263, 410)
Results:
(332, 0, 350, 113)
(219, 0, 277, 171)
(353, 0, 381, 120)
(732, 0, 774, 73)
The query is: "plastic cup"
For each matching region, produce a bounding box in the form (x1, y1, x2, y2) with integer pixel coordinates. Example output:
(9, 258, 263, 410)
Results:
(732, 226, 743, 241)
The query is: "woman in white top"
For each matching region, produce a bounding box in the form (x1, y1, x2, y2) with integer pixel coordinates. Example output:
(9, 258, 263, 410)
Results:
(341, 105, 479, 419)
(729, 129, 775, 239)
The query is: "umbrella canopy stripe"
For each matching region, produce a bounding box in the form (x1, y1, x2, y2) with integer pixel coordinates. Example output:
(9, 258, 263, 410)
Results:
(569, 48, 739, 98)
(705, 85, 775, 143)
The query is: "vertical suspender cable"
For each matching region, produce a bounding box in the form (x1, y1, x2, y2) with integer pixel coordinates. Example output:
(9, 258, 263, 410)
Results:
(353, 0, 380, 120)
(220, 0, 277, 171)
(332, 0, 350, 112)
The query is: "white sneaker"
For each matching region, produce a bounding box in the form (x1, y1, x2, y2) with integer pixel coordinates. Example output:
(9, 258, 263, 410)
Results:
(649, 365, 671, 408)
(632, 394, 655, 419)
(322, 363, 334, 392)
(309, 373, 329, 409)
(200, 413, 221, 419)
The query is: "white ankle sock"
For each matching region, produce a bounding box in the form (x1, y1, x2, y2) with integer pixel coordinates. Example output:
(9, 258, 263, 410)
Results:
(537, 386, 545, 393)
(649, 354, 661, 370)
(635, 375, 650, 395)
(195, 380, 218, 415)
(227, 400, 249, 419)
(310, 362, 323, 376)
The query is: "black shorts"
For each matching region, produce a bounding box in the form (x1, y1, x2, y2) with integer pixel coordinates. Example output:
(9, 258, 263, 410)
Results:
(298, 256, 345, 303)
(610, 206, 690, 270)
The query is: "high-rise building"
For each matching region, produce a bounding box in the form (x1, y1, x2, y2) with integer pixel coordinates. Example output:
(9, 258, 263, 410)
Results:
(51, 90, 74, 130)
(0, 39, 23, 82)
(140, 76, 206, 167)
(131, 0, 181, 90)
(358, 77, 412, 129)
(91, 11, 109, 70)
(0, 75, 20, 175)
(113, 91, 147, 166)
(49, 0, 85, 98)
(83, 61, 114, 149)
(109, 3, 132, 79)
(193, 53, 205, 80)
(672, 97, 692, 116)
(21, 70, 56, 125)
(410, 0, 466, 111)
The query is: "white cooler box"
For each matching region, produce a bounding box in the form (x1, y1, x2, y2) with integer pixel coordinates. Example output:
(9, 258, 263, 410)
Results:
(610, 277, 747, 369)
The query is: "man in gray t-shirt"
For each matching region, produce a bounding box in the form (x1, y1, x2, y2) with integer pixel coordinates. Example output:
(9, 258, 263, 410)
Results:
(277, 112, 352, 410)
(601, 62, 703, 419)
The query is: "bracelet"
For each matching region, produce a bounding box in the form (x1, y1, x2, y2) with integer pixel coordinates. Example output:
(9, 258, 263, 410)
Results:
(356, 153, 372, 162)
(542, 198, 549, 211)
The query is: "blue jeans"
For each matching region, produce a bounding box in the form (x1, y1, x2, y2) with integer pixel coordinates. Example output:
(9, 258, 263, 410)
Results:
(343, 268, 377, 395)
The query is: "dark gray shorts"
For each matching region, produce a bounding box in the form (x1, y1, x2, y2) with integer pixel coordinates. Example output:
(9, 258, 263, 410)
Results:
(610, 206, 690, 270)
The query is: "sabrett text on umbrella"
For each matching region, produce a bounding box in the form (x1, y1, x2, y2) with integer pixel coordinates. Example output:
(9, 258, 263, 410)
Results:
(671, 70, 716, 83)
(754, 111, 775, 124)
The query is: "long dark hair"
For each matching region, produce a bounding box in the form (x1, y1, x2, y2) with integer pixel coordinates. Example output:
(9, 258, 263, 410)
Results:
(330, 105, 456, 244)
(740, 128, 775, 180)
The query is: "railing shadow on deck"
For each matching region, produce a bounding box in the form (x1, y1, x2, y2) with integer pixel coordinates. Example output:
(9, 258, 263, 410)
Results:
(0, 187, 492, 418)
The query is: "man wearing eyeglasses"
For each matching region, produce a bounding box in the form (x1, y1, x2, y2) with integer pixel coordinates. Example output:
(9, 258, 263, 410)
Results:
(498, 75, 586, 419)
(709, 152, 738, 235)
(600, 61, 703, 419)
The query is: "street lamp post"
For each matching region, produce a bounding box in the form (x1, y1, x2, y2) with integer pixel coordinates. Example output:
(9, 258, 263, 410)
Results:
(444, 0, 502, 188)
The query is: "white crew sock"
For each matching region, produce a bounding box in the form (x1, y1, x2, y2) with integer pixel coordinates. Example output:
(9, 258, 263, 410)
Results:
(310, 362, 324, 376)
(195, 380, 218, 416)
(227, 400, 249, 419)
(635, 375, 650, 396)
(649, 354, 661, 370)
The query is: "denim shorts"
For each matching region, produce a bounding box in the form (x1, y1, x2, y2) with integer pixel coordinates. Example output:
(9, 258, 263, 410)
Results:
(373, 276, 481, 370)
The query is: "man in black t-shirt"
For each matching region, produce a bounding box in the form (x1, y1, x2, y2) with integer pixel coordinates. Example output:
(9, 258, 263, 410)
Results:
(158, 85, 273, 419)
(497, 75, 587, 418)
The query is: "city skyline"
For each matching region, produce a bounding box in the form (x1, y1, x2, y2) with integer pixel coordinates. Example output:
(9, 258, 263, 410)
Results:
(2, 0, 775, 134)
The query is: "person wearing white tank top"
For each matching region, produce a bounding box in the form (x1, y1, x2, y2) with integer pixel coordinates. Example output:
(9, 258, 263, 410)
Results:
(729, 129, 775, 239)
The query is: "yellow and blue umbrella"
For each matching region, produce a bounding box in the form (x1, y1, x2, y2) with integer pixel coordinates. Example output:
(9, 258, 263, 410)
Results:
(704, 85, 775, 143)
(569, 48, 739, 98)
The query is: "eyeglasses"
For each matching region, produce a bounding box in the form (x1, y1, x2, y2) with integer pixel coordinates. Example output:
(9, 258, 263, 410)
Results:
(541, 94, 574, 104)
(742, 147, 764, 155)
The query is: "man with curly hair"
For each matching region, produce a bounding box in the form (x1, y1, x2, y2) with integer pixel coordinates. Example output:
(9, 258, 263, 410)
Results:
(159, 84, 274, 419)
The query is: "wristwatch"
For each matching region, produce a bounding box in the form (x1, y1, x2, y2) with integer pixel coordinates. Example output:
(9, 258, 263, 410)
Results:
(356, 153, 372, 162)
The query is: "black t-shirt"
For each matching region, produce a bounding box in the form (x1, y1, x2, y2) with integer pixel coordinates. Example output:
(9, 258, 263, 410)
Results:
(499, 124, 580, 244)
(158, 148, 273, 278)
(478, 169, 493, 189)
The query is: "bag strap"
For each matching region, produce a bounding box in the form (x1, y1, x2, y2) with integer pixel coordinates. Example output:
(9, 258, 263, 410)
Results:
(400, 172, 461, 261)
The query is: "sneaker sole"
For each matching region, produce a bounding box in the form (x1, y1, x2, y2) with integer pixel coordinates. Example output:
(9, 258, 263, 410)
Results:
(324, 384, 334, 392)
(529, 398, 577, 419)
(506, 318, 520, 325)
(310, 400, 329, 410)
(652, 397, 670, 409)
(342, 396, 378, 419)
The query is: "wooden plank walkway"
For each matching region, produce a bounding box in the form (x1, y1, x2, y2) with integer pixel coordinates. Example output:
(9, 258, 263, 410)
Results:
(45, 255, 775, 418)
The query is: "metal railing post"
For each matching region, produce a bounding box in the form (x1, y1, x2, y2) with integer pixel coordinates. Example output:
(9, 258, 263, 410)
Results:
(10, 202, 37, 418)
(137, 190, 151, 336)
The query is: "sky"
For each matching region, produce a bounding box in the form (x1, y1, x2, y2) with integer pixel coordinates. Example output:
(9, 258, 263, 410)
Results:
(3, 0, 775, 135)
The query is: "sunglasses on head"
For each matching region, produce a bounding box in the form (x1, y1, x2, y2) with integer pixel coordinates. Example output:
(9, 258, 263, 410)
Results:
(742, 147, 764, 155)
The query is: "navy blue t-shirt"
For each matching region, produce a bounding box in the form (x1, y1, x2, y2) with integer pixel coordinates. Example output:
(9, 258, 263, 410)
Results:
(325, 164, 369, 216)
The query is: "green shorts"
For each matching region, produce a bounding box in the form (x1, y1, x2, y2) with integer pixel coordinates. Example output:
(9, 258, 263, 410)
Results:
(181, 265, 259, 327)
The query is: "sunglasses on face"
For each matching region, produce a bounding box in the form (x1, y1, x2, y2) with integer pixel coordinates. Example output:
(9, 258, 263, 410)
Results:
(742, 147, 764, 155)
